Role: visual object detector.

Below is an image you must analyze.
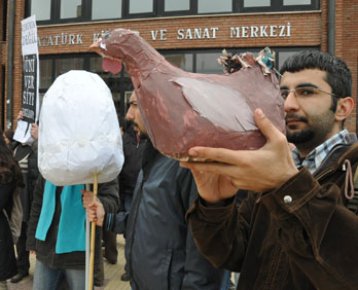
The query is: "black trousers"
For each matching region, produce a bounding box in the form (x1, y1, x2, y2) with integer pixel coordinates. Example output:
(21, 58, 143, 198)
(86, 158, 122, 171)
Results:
(102, 230, 118, 263)
(15, 222, 30, 274)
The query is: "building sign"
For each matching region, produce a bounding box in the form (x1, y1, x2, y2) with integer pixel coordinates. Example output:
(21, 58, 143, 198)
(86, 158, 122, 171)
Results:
(38, 22, 292, 47)
(230, 23, 291, 38)
(38, 33, 84, 47)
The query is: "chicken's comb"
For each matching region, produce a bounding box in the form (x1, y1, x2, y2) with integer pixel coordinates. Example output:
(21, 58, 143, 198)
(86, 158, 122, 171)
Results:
(217, 50, 243, 74)
(101, 30, 111, 39)
(218, 47, 280, 76)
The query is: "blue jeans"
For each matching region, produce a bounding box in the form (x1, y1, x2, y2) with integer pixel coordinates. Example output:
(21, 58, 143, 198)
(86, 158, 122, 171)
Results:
(220, 270, 232, 290)
(33, 259, 85, 290)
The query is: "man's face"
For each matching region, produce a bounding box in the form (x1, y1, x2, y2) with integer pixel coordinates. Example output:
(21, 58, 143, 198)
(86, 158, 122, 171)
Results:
(280, 69, 338, 150)
(125, 92, 147, 135)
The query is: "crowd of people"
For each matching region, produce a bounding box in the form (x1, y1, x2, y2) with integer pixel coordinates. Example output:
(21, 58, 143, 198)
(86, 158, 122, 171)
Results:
(0, 49, 357, 290)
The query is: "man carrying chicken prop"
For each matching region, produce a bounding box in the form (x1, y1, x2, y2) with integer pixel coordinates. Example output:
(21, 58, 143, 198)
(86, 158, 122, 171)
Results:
(88, 29, 358, 290)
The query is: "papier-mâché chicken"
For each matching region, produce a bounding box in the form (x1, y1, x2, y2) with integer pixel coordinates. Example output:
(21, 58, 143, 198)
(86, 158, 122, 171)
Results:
(90, 29, 285, 160)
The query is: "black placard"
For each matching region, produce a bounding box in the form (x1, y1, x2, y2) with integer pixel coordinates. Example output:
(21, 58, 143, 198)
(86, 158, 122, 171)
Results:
(22, 54, 37, 123)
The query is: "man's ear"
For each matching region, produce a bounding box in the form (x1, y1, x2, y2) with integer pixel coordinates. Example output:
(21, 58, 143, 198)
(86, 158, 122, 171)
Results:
(335, 97, 355, 121)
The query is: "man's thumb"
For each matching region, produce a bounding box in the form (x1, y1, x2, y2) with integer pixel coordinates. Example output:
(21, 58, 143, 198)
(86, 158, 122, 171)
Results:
(254, 109, 280, 141)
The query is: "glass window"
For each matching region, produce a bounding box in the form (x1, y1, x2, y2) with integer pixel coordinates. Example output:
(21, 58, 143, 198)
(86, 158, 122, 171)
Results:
(164, 0, 190, 12)
(243, 0, 271, 7)
(198, 0, 232, 13)
(55, 57, 84, 78)
(164, 54, 193, 72)
(89, 56, 102, 73)
(129, 0, 153, 14)
(284, 0, 311, 5)
(92, 0, 122, 19)
(278, 51, 300, 69)
(277, 48, 319, 69)
(61, 0, 82, 19)
(31, 0, 51, 21)
(39, 59, 53, 89)
(196, 52, 222, 74)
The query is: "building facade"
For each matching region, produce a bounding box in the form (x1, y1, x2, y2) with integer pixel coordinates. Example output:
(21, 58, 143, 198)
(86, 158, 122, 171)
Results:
(0, 0, 357, 132)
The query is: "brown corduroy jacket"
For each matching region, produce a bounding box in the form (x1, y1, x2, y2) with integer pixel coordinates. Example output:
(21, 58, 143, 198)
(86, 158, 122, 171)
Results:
(187, 142, 358, 290)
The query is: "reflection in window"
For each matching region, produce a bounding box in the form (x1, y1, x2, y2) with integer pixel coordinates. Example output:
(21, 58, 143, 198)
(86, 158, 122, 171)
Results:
(55, 58, 84, 79)
(90, 56, 121, 90)
(31, 0, 51, 21)
(198, 0, 232, 13)
(39, 59, 53, 89)
(164, 0, 190, 12)
(92, 0, 122, 19)
(61, 0, 82, 19)
(196, 53, 222, 74)
(164, 54, 193, 72)
(278, 51, 300, 69)
(284, 0, 311, 5)
(244, 0, 271, 7)
(129, 0, 153, 14)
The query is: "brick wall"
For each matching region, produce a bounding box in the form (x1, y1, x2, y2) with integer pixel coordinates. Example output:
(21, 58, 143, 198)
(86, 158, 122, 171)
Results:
(341, 0, 357, 133)
(36, 12, 322, 54)
(1, 0, 26, 127)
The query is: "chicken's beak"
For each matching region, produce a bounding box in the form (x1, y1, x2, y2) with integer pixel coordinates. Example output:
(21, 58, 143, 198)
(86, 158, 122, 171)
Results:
(89, 40, 106, 55)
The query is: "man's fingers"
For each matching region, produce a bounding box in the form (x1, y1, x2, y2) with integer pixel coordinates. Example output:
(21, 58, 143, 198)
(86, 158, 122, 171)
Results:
(182, 161, 239, 180)
(188, 147, 245, 165)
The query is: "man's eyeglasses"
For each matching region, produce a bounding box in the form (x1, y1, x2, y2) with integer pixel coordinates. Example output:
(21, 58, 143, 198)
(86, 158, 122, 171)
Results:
(280, 86, 336, 100)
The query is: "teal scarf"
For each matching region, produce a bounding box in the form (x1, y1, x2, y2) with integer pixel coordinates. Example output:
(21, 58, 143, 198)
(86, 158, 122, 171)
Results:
(35, 180, 86, 254)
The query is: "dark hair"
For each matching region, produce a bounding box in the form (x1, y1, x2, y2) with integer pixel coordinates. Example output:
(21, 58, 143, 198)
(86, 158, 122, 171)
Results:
(0, 128, 23, 185)
(279, 50, 352, 99)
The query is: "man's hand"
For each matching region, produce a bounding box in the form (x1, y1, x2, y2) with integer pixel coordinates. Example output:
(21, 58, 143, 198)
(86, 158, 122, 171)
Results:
(31, 123, 38, 140)
(82, 190, 105, 227)
(16, 110, 24, 121)
(180, 109, 299, 203)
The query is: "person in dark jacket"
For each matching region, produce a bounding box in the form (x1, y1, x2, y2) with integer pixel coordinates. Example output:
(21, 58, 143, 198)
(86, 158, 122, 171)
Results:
(86, 91, 227, 290)
(182, 50, 358, 290)
(102, 118, 146, 281)
(27, 175, 119, 289)
(0, 129, 23, 290)
(10, 121, 39, 284)
(118, 120, 146, 221)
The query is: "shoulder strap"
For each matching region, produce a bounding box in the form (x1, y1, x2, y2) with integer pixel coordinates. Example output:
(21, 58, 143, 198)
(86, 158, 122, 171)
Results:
(347, 166, 358, 214)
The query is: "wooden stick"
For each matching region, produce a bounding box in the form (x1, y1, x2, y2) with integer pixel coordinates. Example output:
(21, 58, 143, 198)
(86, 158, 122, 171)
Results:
(85, 184, 90, 290)
(88, 174, 98, 290)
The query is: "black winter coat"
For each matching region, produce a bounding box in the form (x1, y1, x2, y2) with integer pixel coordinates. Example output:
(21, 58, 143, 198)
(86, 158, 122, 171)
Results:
(0, 182, 17, 280)
(118, 126, 146, 204)
(13, 141, 39, 221)
(125, 141, 225, 290)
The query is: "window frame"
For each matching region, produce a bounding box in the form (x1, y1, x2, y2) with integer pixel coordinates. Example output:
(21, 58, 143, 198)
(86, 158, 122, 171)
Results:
(239, 0, 319, 13)
(123, 0, 157, 19)
(90, 0, 123, 21)
(27, 0, 321, 24)
(197, 0, 233, 15)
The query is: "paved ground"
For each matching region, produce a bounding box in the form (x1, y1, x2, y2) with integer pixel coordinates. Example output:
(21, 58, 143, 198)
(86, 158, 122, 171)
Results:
(6, 236, 130, 290)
